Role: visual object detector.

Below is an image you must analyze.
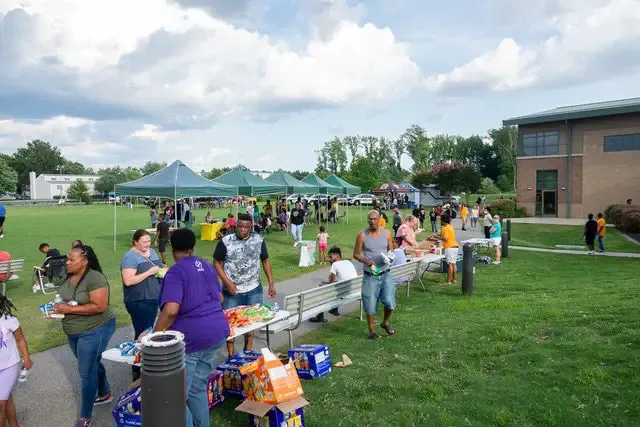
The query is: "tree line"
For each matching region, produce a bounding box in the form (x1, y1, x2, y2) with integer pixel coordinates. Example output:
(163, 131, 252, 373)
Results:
(314, 125, 518, 195)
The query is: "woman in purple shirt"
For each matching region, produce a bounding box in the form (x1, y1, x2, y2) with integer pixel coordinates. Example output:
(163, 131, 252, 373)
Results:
(154, 228, 230, 427)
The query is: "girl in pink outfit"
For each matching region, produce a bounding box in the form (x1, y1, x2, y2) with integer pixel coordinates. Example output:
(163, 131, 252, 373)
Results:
(0, 295, 32, 427)
(317, 226, 329, 264)
(396, 216, 419, 249)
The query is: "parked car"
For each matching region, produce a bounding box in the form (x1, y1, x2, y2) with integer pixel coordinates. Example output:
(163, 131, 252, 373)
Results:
(286, 194, 309, 204)
(333, 194, 349, 204)
(0, 193, 16, 200)
(304, 194, 330, 205)
(349, 194, 377, 206)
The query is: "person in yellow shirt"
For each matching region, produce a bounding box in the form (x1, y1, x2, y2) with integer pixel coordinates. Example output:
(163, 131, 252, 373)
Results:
(596, 212, 606, 252)
(460, 203, 469, 231)
(432, 214, 459, 285)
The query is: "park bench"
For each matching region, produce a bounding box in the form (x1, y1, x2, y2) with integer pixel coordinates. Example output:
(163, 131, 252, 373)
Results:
(264, 273, 364, 348)
(0, 259, 25, 296)
(262, 258, 446, 348)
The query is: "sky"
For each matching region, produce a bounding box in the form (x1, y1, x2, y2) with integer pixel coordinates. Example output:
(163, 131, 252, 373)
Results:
(1, 0, 639, 172)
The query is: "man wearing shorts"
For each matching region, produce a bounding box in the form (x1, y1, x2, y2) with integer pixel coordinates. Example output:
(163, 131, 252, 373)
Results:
(489, 215, 502, 264)
(155, 214, 171, 263)
(354, 210, 396, 340)
(0, 202, 6, 238)
(434, 214, 459, 285)
(214, 213, 276, 357)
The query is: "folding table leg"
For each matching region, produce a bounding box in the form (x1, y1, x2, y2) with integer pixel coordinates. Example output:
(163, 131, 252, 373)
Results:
(359, 300, 364, 321)
(265, 325, 272, 351)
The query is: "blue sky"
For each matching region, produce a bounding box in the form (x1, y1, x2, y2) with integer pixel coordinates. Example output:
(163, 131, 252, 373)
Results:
(1, 0, 639, 172)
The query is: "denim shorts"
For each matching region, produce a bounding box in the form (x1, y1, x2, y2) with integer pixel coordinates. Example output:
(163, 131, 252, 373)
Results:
(361, 272, 396, 315)
(222, 284, 263, 309)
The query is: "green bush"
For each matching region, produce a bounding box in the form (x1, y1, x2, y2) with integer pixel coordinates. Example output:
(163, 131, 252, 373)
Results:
(604, 204, 618, 222)
(490, 199, 517, 218)
(608, 204, 627, 227)
(618, 205, 640, 231)
(620, 211, 640, 233)
(513, 207, 527, 218)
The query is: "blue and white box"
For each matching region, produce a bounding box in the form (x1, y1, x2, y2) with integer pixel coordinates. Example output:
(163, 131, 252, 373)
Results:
(288, 344, 331, 379)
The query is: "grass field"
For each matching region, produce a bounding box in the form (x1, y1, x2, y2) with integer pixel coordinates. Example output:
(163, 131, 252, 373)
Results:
(510, 223, 640, 253)
(0, 203, 386, 352)
(211, 252, 640, 426)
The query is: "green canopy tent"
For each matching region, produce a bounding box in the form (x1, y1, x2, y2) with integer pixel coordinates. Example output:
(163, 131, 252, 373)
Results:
(325, 175, 361, 224)
(114, 160, 238, 251)
(214, 165, 285, 196)
(266, 170, 319, 195)
(301, 173, 342, 231)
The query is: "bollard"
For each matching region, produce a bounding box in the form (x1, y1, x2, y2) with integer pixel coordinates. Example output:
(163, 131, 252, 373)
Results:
(501, 231, 509, 259)
(461, 243, 473, 296)
(141, 331, 186, 427)
(507, 219, 512, 242)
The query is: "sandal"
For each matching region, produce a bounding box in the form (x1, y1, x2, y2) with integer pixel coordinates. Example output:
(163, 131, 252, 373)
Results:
(368, 332, 381, 340)
(381, 323, 396, 335)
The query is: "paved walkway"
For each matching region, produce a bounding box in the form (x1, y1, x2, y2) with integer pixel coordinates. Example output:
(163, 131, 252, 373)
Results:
(508, 217, 586, 226)
(13, 265, 361, 427)
(511, 246, 640, 258)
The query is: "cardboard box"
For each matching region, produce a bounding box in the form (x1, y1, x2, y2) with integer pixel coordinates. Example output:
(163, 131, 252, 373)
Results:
(112, 385, 142, 426)
(207, 370, 225, 409)
(236, 396, 309, 427)
(288, 345, 332, 379)
(218, 357, 260, 398)
(242, 348, 304, 405)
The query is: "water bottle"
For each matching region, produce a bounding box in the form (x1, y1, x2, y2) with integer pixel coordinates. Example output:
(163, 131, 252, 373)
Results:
(273, 301, 280, 312)
(18, 368, 29, 383)
(53, 294, 63, 304)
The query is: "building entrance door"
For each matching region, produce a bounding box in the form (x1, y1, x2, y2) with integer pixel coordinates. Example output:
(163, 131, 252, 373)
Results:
(542, 190, 557, 216)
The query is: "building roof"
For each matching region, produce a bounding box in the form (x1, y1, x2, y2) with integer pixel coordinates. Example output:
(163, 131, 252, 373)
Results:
(39, 174, 101, 183)
(503, 97, 640, 126)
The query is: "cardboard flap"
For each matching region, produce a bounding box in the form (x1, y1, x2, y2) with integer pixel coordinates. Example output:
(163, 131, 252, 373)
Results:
(261, 347, 277, 361)
(275, 397, 309, 413)
(235, 399, 273, 417)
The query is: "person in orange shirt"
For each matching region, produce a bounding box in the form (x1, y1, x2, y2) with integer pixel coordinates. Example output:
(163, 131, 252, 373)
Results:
(432, 214, 459, 285)
(460, 203, 469, 231)
(596, 212, 606, 252)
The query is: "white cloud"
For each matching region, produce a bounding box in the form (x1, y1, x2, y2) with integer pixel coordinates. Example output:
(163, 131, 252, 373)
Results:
(128, 124, 178, 142)
(189, 148, 233, 168)
(424, 0, 640, 94)
(1, 0, 420, 121)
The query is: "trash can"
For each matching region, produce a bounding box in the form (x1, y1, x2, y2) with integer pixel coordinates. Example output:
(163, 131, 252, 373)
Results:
(298, 241, 317, 267)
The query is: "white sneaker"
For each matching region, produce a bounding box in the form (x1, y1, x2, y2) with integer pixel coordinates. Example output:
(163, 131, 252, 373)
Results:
(492, 261, 501, 265)
(8, 275, 19, 281)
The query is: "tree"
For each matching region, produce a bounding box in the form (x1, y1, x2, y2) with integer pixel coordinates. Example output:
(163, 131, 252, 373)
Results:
(429, 134, 457, 164)
(496, 174, 513, 192)
(346, 157, 387, 192)
(489, 126, 518, 191)
(95, 167, 129, 194)
(413, 162, 480, 196)
(402, 125, 430, 172)
(10, 140, 65, 192)
(316, 137, 347, 175)
(62, 160, 88, 175)
(287, 170, 311, 181)
(205, 167, 231, 179)
(141, 161, 167, 176)
(67, 179, 91, 204)
(392, 138, 405, 169)
(342, 136, 360, 164)
(0, 158, 18, 194)
(480, 177, 500, 194)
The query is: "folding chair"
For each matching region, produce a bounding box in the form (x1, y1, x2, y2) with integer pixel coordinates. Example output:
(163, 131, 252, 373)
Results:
(32, 255, 67, 294)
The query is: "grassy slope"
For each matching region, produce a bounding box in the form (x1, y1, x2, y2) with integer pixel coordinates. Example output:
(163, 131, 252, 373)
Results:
(211, 253, 640, 426)
(510, 223, 640, 253)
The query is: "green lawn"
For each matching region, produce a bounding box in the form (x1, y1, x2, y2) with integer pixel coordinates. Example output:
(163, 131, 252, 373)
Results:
(211, 252, 640, 426)
(510, 223, 640, 253)
(468, 193, 516, 204)
(0, 204, 391, 352)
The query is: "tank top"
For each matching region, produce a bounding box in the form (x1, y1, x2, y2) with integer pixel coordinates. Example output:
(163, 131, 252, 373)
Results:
(362, 228, 389, 273)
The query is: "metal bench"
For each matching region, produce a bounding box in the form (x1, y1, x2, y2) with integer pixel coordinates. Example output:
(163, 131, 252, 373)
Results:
(389, 259, 424, 296)
(265, 275, 364, 348)
(0, 259, 25, 296)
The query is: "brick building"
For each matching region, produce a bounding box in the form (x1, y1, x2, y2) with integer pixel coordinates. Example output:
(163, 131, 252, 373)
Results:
(503, 98, 640, 219)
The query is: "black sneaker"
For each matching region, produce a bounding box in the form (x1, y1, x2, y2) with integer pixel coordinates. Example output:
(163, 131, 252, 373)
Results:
(94, 393, 113, 406)
(329, 308, 340, 316)
(309, 313, 327, 323)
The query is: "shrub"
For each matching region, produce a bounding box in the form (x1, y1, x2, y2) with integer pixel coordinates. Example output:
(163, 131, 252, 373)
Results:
(480, 177, 500, 194)
(604, 204, 618, 222)
(620, 211, 640, 233)
(513, 207, 527, 218)
(607, 204, 627, 227)
(618, 205, 640, 231)
(490, 199, 517, 218)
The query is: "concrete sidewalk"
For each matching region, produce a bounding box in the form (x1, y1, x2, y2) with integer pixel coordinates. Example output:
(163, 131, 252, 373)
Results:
(13, 265, 360, 427)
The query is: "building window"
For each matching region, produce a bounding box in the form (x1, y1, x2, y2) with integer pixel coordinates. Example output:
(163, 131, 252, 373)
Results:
(536, 170, 557, 190)
(520, 131, 561, 156)
(603, 134, 640, 152)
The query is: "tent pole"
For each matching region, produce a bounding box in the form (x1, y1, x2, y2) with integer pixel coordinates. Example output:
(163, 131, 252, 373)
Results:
(113, 185, 117, 252)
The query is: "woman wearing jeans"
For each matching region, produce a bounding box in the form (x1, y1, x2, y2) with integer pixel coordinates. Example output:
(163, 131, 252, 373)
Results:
(53, 245, 115, 427)
(155, 228, 230, 427)
(120, 229, 163, 381)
